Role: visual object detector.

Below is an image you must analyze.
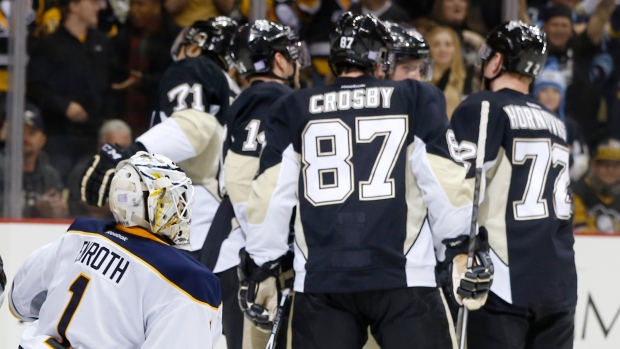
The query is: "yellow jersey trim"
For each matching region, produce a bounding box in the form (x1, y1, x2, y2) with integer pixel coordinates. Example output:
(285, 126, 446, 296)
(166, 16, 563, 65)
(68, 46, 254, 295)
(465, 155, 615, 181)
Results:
(66, 229, 221, 311)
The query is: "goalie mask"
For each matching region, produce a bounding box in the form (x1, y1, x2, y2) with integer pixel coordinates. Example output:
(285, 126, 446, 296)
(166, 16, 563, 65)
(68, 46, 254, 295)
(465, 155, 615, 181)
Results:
(109, 152, 194, 247)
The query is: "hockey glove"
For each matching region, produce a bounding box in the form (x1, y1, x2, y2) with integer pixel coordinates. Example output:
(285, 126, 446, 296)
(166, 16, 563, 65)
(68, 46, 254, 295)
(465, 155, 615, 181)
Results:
(81, 142, 145, 207)
(238, 249, 283, 332)
(0, 254, 6, 307)
(443, 227, 494, 311)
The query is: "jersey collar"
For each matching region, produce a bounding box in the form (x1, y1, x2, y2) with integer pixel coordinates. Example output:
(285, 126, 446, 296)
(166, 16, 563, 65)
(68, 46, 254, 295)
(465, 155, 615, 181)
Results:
(115, 223, 170, 245)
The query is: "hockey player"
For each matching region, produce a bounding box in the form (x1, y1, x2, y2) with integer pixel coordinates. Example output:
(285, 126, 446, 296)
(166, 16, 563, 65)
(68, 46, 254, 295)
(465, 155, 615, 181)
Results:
(81, 17, 237, 261)
(217, 19, 308, 349)
(0, 254, 5, 307)
(158, 15, 241, 125)
(449, 21, 577, 349)
(384, 21, 433, 82)
(237, 12, 493, 349)
(10, 152, 222, 348)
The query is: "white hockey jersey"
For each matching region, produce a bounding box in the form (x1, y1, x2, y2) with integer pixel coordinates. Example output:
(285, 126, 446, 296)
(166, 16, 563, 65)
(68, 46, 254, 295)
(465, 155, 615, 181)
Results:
(9, 218, 222, 349)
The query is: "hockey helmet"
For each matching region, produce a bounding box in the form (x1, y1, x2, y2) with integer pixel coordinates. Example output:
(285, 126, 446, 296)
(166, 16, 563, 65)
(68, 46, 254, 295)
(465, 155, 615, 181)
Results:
(328, 12, 394, 76)
(170, 16, 239, 69)
(230, 20, 310, 78)
(109, 152, 194, 247)
(478, 20, 548, 78)
(384, 21, 433, 80)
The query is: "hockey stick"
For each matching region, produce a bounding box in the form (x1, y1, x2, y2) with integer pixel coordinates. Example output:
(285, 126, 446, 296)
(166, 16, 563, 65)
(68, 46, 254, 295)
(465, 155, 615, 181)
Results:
(456, 100, 489, 349)
(265, 288, 291, 349)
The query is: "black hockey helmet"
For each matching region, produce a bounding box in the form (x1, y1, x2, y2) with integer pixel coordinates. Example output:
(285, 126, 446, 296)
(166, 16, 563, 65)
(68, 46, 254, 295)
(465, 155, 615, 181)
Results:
(328, 12, 393, 76)
(171, 16, 239, 70)
(230, 20, 309, 78)
(478, 20, 548, 78)
(384, 21, 433, 80)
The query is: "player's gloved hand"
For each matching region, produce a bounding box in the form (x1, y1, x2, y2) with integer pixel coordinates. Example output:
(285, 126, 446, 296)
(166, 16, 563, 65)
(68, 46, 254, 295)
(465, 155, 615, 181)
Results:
(237, 249, 282, 332)
(443, 227, 494, 311)
(0, 254, 6, 306)
(81, 143, 128, 207)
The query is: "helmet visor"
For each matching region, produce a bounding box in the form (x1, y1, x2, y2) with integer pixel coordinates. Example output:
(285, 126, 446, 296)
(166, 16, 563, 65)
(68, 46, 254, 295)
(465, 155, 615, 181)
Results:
(170, 27, 190, 62)
(287, 41, 311, 69)
(476, 43, 493, 69)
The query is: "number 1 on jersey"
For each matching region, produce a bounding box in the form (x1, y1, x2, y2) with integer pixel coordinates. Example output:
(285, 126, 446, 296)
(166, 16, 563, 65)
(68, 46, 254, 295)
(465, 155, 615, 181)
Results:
(57, 274, 91, 344)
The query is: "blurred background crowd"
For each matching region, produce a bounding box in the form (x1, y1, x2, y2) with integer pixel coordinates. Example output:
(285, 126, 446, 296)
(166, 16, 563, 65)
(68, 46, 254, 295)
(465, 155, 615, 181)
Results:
(0, 0, 619, 233)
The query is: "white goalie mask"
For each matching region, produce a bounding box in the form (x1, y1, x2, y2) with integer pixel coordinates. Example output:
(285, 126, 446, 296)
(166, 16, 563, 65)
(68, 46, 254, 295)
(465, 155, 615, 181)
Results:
(109, 152, 194, 247)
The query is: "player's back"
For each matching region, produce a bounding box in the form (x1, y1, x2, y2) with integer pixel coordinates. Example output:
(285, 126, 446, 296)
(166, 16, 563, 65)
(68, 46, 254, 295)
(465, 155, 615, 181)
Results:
(10, 217, 222, 349)
(451, 88, 577, 309)
(271, 74, 464, 293)
(152, 55, 230, 126)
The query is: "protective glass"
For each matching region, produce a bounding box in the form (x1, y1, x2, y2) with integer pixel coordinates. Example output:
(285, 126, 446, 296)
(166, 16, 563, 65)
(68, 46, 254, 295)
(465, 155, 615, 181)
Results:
(287, 41, 311, 69)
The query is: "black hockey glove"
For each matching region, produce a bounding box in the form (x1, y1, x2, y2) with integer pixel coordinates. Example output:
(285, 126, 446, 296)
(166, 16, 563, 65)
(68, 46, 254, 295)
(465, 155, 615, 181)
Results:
(443, 227, 494, 311)
(0, 254, 6, 306)
(81, 142, 145, 207)
(237, 248, 289, 332)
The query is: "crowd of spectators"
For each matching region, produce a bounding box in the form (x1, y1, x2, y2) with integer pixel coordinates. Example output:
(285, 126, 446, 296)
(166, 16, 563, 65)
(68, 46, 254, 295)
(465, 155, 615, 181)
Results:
(0, 0, 619, 232)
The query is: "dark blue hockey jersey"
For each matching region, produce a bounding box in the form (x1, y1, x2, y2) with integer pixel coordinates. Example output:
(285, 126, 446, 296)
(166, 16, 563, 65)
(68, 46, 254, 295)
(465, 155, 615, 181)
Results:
(245, 75, 473, 293)
(151, 55, 231, 127)
(450, 88, 577, 309)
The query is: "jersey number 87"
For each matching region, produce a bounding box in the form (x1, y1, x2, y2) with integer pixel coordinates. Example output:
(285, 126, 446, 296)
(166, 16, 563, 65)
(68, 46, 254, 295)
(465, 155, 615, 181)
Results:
(302, 115, 407, 206)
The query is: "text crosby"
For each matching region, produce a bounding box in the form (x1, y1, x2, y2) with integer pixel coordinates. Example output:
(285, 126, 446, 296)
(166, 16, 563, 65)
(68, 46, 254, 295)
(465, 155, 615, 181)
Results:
(309, 86, 395, 114)
(74, 240, 130, 283)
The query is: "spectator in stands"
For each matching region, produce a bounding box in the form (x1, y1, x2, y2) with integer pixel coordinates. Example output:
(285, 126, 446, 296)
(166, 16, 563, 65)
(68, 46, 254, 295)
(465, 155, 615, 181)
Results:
(474, 0, 530, 34)
(605, 5, 620, 141)
(393, 0, 433, 21)
(297, 0, 353, 87)
(573, 138, 620, 233)
(426, 0, 486, 94)
(67, 120, 132, 218)
(528, 0, 590, 29)
(165, 0, 234, 28)
(0, 1, 60, 95)
(534, 66, 589, 181)
(27, 0, 120, 184)
(0, 103, 68, 219)
(427, 26, 466, 119)
(112, 0, 181, 136)
(349, 0, 411, 23)
(542, 1, 616, 148)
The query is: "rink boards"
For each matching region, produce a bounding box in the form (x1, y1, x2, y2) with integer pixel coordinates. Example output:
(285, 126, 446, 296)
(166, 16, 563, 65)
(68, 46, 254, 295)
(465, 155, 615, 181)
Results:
(0, 221, 618, 349)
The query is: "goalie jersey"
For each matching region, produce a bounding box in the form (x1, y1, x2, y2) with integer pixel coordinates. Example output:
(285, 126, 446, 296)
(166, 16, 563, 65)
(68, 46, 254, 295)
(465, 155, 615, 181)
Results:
(450, 89, 577, 309)
(246, 75, 473, 293)
(9, 218, 222, 349)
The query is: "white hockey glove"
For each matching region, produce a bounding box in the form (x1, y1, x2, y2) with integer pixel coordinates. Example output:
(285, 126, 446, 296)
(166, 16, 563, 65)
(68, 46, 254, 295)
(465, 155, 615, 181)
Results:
(237, 249, 282, 332)
(443, 227, 494, 311)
